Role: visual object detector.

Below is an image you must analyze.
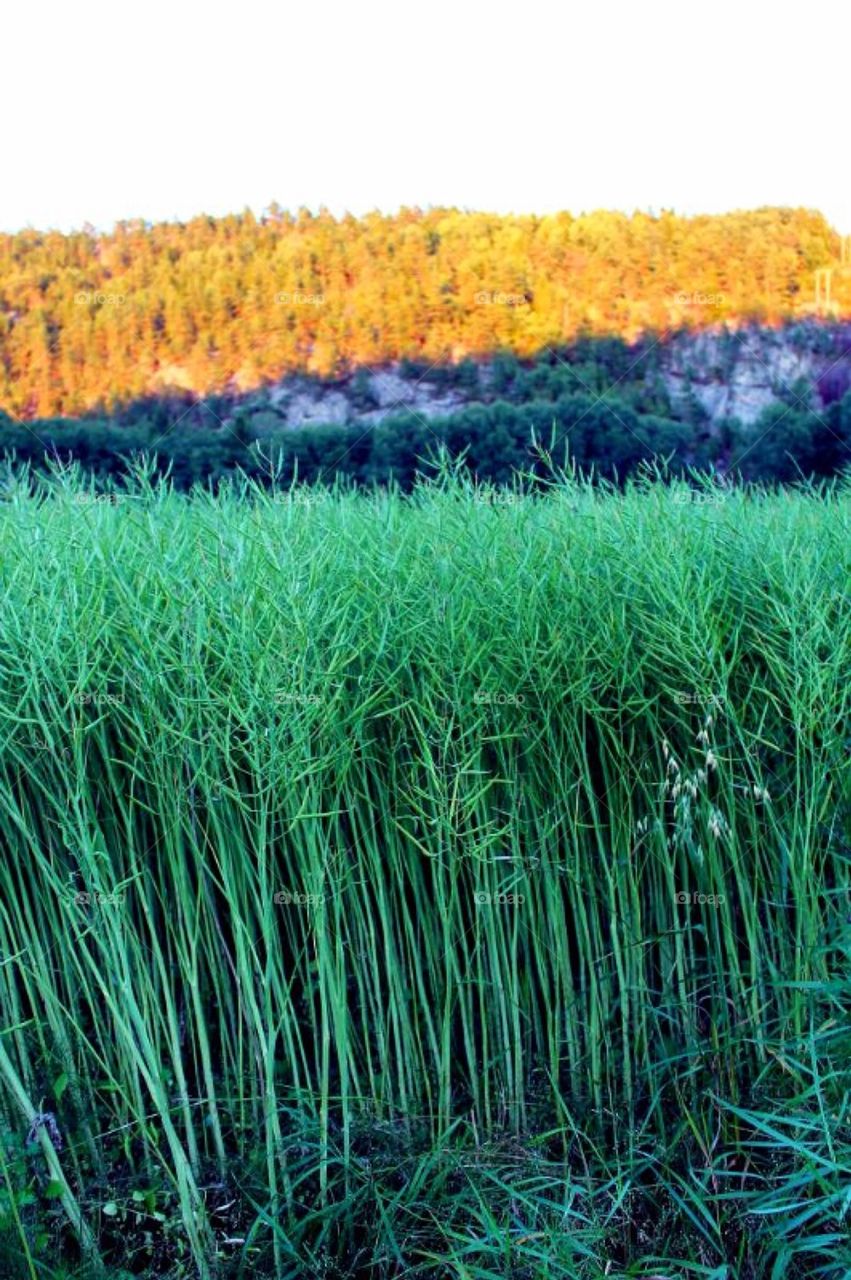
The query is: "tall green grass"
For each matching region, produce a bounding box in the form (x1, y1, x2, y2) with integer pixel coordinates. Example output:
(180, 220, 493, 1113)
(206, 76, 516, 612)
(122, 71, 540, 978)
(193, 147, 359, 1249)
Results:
(0, 462, 848, 1277)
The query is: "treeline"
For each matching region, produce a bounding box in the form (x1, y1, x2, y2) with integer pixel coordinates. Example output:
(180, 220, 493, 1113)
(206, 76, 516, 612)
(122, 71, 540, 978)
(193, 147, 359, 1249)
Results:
(4, 363, 850, 491)
(0, 205, 846, 419)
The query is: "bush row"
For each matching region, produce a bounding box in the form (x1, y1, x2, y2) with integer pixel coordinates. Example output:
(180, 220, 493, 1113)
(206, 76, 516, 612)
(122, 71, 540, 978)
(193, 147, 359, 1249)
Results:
(2, 384, 850, 490)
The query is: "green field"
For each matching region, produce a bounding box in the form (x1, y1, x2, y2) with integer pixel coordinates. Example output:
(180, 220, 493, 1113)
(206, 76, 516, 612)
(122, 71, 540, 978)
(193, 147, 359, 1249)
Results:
(0, 465, 849, 1278)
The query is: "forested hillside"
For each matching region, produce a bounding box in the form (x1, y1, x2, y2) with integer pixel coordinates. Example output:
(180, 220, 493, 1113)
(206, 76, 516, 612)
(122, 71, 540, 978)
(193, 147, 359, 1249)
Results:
(4, 328, 851, 490)
(1, 206, 846, 419)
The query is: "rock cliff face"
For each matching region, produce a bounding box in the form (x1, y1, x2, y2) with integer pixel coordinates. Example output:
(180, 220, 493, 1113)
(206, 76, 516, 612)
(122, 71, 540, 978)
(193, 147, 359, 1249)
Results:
(232, 322, 851, 433)
(265, 369, 468, 428)
(657, 323, 851, 425)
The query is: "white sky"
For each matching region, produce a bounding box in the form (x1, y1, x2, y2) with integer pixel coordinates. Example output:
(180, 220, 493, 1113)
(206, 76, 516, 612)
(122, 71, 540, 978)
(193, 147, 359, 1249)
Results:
(5, 0, 849, 234)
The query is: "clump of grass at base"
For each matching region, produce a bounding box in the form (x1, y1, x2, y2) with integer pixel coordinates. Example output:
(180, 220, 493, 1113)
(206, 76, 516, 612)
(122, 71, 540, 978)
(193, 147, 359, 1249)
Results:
(0, 461, 848, 1278)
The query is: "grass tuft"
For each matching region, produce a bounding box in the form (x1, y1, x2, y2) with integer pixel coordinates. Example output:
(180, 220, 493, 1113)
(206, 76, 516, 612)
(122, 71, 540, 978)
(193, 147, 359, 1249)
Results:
(0, 463, 848, 1276)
